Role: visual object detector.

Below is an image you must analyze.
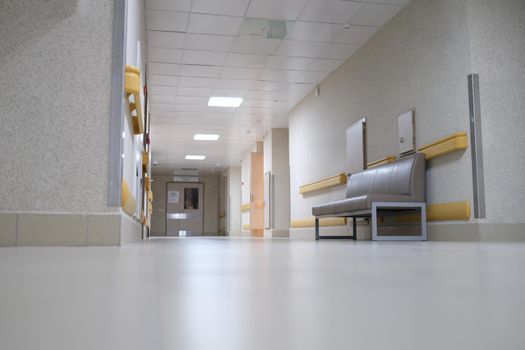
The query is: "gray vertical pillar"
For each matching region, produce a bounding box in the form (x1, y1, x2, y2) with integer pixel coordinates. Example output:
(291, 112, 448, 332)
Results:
(468, 74, 486, 218)
(108, 0, 127, 206)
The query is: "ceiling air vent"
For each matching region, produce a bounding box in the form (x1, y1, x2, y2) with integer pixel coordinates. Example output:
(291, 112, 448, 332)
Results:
(239, 18, 293, 39)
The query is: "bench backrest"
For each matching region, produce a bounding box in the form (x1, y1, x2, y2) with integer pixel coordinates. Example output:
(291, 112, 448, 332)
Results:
(346, 153, 425, 201)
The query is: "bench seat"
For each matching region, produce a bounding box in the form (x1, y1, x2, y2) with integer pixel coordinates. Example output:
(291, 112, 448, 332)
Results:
(312, 153, 427, 240)
(312, 194, 417, 217)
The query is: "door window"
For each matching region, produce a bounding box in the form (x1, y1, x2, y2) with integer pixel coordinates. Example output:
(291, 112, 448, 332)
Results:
(184, 188, 199, 209)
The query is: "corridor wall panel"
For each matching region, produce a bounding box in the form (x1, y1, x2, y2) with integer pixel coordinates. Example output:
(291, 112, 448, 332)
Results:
(288, 0, 525, 239)
(0, 0, 114, 213)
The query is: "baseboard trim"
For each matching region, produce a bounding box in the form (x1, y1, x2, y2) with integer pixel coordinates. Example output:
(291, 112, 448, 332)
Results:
(289, 222, 525, 241)
(264, 229, 290, 238)
(428, 223, 525, 241)
(0, 212, 142, 247)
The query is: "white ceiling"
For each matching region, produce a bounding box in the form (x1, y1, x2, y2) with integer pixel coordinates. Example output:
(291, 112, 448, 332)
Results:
(145, 0, 410, 175)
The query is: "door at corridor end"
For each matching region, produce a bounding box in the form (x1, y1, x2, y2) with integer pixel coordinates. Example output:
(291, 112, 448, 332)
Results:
(166, 182, 204, 236)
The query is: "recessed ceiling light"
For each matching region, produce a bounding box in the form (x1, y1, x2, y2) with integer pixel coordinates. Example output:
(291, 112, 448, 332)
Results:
(208, 96, 243, 108)
(194, 133, 220, 141)
(185, 155, 206, 160)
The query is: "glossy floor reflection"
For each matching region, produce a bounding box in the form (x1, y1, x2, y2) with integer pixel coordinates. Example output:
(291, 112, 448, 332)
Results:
(1, 238, 524, 350)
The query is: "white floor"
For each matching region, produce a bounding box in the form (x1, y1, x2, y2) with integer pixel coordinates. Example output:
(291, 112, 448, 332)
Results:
(1, 238, 524, 350)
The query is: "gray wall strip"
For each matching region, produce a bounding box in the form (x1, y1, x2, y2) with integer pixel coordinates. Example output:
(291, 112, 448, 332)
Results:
(468, 74, 486, 218)
(108, 0, 127, 207)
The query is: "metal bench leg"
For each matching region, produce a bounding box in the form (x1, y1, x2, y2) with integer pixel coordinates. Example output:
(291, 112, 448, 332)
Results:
(315, 218, 320, 240)
(421, 203, 427, 241)
(372, 205, 378, 241)
(352, 217, 357, 241)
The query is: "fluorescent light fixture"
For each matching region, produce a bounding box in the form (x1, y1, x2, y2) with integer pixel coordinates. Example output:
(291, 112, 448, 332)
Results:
(208, 96, 243, 108)
(194, 133, 220, 141)
(185, 155, 206, 160)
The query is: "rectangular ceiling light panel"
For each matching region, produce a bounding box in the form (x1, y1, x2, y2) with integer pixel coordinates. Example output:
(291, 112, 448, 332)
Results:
(194, 134, 220, 141)
(208, 97, 243, 107)
(185, 155, 207, 160)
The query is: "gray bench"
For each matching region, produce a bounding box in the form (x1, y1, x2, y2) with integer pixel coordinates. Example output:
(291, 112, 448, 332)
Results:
(312, 153, 427, 241)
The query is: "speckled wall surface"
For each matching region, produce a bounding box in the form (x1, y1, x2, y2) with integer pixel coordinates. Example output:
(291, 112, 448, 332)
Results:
(468, 0, 525, 223)
(0, 0, 114, 213)
(289, 0, 475, 229)
(289, 0, 525, 231)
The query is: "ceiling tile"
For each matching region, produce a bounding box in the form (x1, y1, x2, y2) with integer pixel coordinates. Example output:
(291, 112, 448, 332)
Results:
(275, 40, 325, 58)
(246, 0, 310, 20)
(305, 58, 343, 72)
(212, 88, 249, 98)
(183, 34, 235, 51)
(151, 104, 208, 112)
(149, 95, 177, 104)
(148, 31, 185, 48)
(250, 80, 288, 92)
(333, 25, 379, 45)
(146, 10, 189, 32)
(187, 14, 243, 35)
(175, 96, 210, 105)
(146, 0, 191, 12)
(351, 3, 403, 27)
(178, 76, 217, 88)
(214, 78, 254, 90)
(242, 99, 290, 109)
(220, 67, 262, 80)
(319, 43, 359, 59)
(149, 85, 178, 95)
(148, 62, 181, 75)
(148, 75, 179, 86)
(191, 0, 250, 16)
(180, 64, 222, 78)
(295, 70, 328, 84)
(148, 48, 183, 63)
(230, 37, 282, 55)
(176, 87, 214, 96)
(225, 53, 268, 68)
(299, 0, 364, 24)
(259, 69, 302, 82)
(265, 55, 313, 70)
(182, 50, 227, 66)
(246, 90, 283, 100)
(285, 21, 342, 42)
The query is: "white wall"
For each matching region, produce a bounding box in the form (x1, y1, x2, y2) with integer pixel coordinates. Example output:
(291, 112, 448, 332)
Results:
(0, 0, 114, 213)
(240, 142, 263, 232)
(227, 167, 242, 236)
(263, 129, 290, 238)
(468, 0, 525, 223)
(288, 0, 503, 239)
(200, 175, 220, 235)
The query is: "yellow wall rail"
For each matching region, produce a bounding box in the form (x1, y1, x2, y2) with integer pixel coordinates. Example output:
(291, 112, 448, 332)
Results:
(121, 180, 137, 217)
(427, 201, 471, 221)
(290, 217, 347, 228)
(144, 176, 151, 191)
(394, 201, 471, 223)
(418, 132, 468, 160)
(367, 155, 397, 168)
(242, 224, 250, 231)
(125, 65, 144, 135)
(241, 203, 251, 212)
(299, 173, 347, 195)
(142, 151, 149, 172)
